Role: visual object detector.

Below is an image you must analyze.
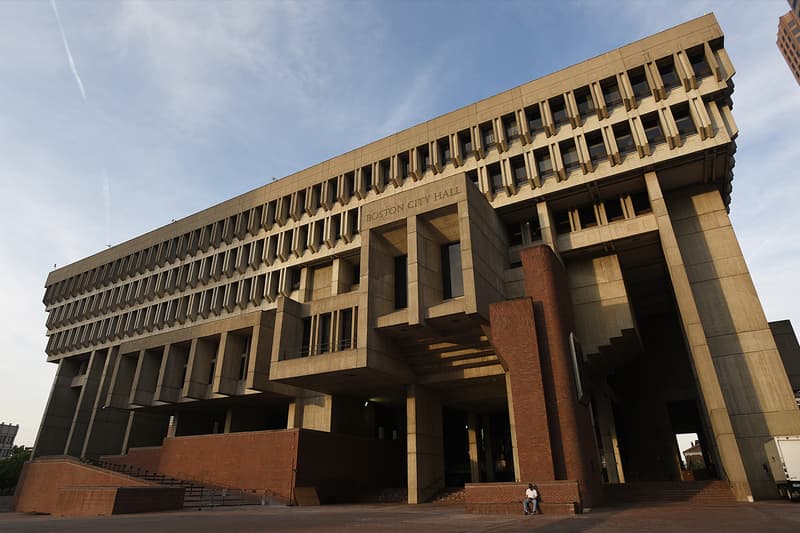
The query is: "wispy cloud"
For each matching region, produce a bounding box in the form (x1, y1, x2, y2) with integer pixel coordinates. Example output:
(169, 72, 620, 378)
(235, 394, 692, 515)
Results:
(50, 0, 86, 101)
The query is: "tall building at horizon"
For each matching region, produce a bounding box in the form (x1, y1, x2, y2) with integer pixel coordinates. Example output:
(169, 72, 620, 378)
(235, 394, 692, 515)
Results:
(0, 423, 19, 458)
(778, 1, 800, 85)
(18, 13, 800, 515)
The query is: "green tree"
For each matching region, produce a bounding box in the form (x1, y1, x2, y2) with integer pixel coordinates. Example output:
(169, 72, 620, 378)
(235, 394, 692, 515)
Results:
(0, 446, 32, 491)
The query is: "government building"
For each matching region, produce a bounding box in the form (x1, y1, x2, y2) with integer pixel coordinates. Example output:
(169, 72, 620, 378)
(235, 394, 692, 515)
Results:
(17, 13, 800, 515)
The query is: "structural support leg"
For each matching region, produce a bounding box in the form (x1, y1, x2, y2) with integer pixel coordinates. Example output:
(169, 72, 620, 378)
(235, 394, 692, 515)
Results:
(407, 384, 445, 504)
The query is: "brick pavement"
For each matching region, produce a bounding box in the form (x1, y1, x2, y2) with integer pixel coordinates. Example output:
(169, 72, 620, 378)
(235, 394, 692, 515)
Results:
(1, 501, 800, 532)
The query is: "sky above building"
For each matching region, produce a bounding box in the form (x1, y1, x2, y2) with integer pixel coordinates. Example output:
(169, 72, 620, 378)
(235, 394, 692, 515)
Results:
(1, 0, 798, 446)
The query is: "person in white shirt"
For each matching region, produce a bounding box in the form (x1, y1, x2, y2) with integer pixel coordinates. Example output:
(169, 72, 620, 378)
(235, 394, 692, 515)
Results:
(524, 483, 539, 515)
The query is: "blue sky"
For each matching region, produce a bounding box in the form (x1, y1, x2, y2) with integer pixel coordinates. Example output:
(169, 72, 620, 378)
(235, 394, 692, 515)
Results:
(1, 0, 798, 446)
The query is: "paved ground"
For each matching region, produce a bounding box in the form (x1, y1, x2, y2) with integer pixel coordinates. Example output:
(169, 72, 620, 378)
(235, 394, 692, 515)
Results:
(1, 501, 799, 532)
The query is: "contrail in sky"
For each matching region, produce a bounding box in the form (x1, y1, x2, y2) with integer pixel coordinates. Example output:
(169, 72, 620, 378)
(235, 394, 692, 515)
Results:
(50, 0, 86, 101)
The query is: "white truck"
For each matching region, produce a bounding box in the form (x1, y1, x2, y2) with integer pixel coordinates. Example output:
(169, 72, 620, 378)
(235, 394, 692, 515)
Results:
(764, 436, 800, 501)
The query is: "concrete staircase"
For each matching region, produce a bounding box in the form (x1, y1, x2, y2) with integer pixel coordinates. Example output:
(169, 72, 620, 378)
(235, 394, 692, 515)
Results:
(603, 481, 736, 505)
(81, 458, 263, 509)
(430, 486, 466, 504)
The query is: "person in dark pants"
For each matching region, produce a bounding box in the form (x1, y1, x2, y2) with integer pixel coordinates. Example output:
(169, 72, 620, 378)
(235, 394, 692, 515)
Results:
(523, 483, 539, 515)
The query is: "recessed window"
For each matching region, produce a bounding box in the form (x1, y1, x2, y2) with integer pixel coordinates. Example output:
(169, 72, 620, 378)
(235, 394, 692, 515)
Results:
(554, 211, 572, 235)
(585, 130, 606, 165)
(577, 204, 597, 229)
(560, 139, 581, 171)
(600, 76, 622, 109)
(628, 67, 650, 99)
(510, 155, 527, 186)
(362, 165, 373, 190)
(466, 169, 479, 187)
(379, 159, 390, 186)
(549, 95, 569, 127)
(604, 198, 625, 222)
(480, 122, 495, 148)
(574, 86, 595, 120)
(488, 162, 503, 193)
(687, 45, 712, 78)
(339, 308, 353, 350)
(534, 148, 553, 177)
(528, 216, 542, 242)
(671, 103, 696, 139)
(506, 223, 523, 246)
(318, 313, 332, 354)
(612, 121, 636, 155)
(657, 56, 681, 89)
(290, 269, 301, 291)
(344, 172, 355, 199)
(458, 129, 473, 157)
(641, 112, 665, 147)
(438, 138, 451, 165)
(525, 104, 543, 134)
(417, 144, 430, 173)
(398, 152, 410, 179)
(630, 191, 651, 215)
(502, 113, 519, 141)
(441, 242, 464, 300)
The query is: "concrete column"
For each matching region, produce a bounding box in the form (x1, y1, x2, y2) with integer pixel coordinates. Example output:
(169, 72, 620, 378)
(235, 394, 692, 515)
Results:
(468, 413, 480, 483)
(83, 347, 130, 458)
(122, 411, 170, 452)
(287, 394, 333, 432)
(481, 414, 495, 482)
(33, 359, 80, 458)
(536, 201, 560, 258)
(595, 394, 624, 483)
(223, 407, 234, 433)
(65, 349, 105, 456)
(644, 171, 752, 501)
(407, 384, 445, 504)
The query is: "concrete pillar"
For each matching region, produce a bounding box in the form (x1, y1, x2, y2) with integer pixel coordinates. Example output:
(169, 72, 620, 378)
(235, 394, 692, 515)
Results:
(287, 394, 333, 432)
(468, 413, 480, 483)
(33, 359, 81, 458)
(122, 411, 170, 452)
(83, 347, 130, 458)
(223, 407, 234, 433)
(644, 172, 751, 501)
(595, 394, 624, 484)
(65, 349, 105, 456)
(407, 384, 445, 504)
(482, 414, 495, 482)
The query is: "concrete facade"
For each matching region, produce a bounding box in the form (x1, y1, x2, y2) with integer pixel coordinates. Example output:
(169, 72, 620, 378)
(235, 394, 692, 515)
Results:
(0, 423, 18, 458)
(25, 13, 800, 512)
(778, 2, 800, 86)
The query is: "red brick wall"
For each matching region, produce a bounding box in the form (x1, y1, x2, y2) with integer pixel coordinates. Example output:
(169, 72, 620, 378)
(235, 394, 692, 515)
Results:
(156, 429, 299, 502)
(14, 457, 148, 515)
(489, 298, 555, 480)
(296, 430, 405, 503)
(55, 487, 118, 516)
(101, 446, 163, 473)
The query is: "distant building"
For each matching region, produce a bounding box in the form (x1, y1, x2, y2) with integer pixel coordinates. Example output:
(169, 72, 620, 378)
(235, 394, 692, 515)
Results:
(778, 2, 800, 85)
(0, 423, 18, 458)
(683, 441, 706, 470)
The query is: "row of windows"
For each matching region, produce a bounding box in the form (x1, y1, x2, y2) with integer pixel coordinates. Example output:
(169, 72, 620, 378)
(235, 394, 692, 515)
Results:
(44, 42, 722, 306)
(390, 242, 463, 312)
(552, 192, 652, 236)
(284, 307, 358, 359)
(47, 209, 361, 329)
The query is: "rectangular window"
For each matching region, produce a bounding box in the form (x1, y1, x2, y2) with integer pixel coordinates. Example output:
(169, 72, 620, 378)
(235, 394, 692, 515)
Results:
(290, 268, 301, 291)
(641, 112, 665, 147)
(418, 144, 430, 173)
(577, 204, 597, 229)
(441, 242, 464, 300)
(549, 95, 569, 127)
(506, 223, 523, 246)
(339, 308, 353, 350)
(301, 317, 312, 357)
(528, 216, 542, 242)
(394, 255, 408, 309)
(687, 45, 712, 78)
(466, 169, 479, 187)
(600, 76, 622, 109)
(438, 138, 451, 165)
(525, 104, 543, 134)
(534, 148, 553, 177)
(630, 190, 651, 215)
(510, 155, 527, 186)
(585, 130, 606, 165)
(554, 211, 572, 235)
(488, 162, 503, 193)
(398, 152, 410, 179)
(657, 56, 680, 89)
(458, 129, 473, 156)
(612, 121, 636, 155)
(605, 198, 625, 222)
(318, 313, 332, 354)
(671, 103, 696, 139)
(560, 139, 580, 171)
(502, 113, 519, 140)
(379, 159, 390, 186)
(628, 66, 650, 99)
(574, 86, 594, 119)
(480, 122, 495, 148)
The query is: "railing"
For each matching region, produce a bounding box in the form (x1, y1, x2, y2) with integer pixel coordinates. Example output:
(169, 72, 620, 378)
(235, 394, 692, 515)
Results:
(282, 338, 356, 360)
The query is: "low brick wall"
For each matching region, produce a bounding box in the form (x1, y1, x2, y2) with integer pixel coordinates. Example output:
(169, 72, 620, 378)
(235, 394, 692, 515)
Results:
(465, 481, 582, 515)
(101, 446, 163, 474)
(54, 486, 184, 516)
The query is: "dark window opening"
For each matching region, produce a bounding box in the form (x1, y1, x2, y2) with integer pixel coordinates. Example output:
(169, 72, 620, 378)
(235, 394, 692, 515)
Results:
(379, 159, 390, 186)
(208, 357, 216, 385)
(466, 169, 479, 187)
(510, 155, 527, 186)
(528, 215, 542, 242)
(554, 211, 572, 235)
(339, 308, 353, 350)
(687, 46, 712, 78)
(525, 104, 543, 134)
(534, 147, 553, 177)
(362, 165, 373, 190)
(605, 198, 625, 222)
(331, 214, 341, 241)
(312, 184, 322, 209)
(458, 129, 473, 156)
(398, 152, 410, 179)
(480, 122, 495, 148)
(301, 317, 312, 357)
(613, 121, 636, 155)
(630, 190, 652, 215)
(585, 130, 606, 165)
(577, 204, 597, 229)
(502, 113, 519, 140)
(672, 103, 696, 139)
(560, 139, 581, 171)
(418, 144, 430, 173)
(344, 172, 355, 198)
(394, 255, 408, 309)
(657, 56, 681, 89)
(550, 95, 569, 127)
(628, 67, 650, 99)
(290, 269, 301, 291)
(641, 112, 665, 147)
(318, 313, 332, 354)
(506, 223, 523, 246)
(574, 86, 595, 119)
(441, 242, 464, 300)
(438, 138, 451, 165)
(601, 76, 622, 109)
(488, 162, 503, 193)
